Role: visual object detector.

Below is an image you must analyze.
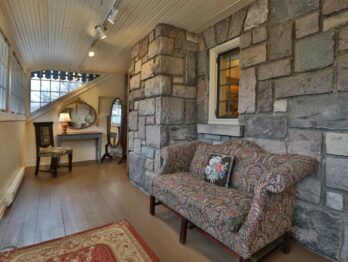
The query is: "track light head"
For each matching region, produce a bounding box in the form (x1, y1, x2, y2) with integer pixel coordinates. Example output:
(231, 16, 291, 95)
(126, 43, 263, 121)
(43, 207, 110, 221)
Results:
(95, 25, 107, 40)
(107, 8, 119, 24)
(88, 50, 95, 57)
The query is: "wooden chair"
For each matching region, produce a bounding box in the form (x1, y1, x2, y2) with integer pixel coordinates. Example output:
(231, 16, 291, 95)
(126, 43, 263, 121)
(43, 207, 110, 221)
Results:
(33, 122, 73, 177)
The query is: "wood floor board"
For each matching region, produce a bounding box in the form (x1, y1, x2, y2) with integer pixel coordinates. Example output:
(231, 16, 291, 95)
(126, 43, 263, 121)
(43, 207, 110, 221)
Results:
(0, 162, 329, 262)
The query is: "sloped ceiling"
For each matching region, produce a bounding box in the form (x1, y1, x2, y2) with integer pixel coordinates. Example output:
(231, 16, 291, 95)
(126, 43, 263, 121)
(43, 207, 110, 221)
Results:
(0, 0, 253, 74)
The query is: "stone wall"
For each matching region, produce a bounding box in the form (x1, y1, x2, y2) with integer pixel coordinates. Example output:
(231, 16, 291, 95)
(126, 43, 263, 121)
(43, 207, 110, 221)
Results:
(196, 0, 348, 261)
(128, 24, 198, 193)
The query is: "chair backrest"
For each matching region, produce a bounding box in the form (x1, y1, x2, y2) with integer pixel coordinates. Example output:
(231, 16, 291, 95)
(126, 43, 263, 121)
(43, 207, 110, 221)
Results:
(33, 122, 54, 154)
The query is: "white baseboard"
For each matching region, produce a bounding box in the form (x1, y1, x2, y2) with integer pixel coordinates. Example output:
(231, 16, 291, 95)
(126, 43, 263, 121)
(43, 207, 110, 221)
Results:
(0, 196, 6, 220)
(4, 167, 25, 206)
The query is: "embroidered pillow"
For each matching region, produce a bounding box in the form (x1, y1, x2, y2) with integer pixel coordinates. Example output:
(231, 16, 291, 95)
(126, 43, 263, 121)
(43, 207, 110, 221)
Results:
(204, 153, 234, 187)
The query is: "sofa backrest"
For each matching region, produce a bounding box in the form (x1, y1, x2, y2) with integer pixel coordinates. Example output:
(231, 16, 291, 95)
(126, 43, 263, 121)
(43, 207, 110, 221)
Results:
(190, 139, 302, 195)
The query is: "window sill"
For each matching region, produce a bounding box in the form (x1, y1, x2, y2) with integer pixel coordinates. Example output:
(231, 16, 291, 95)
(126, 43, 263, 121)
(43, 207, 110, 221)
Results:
(197, 123, 243, 137)
(0, 112, 26, 122)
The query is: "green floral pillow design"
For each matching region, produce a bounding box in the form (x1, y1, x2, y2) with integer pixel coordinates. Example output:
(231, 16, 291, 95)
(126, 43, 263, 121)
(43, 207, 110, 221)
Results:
(204, 153, 235, 187)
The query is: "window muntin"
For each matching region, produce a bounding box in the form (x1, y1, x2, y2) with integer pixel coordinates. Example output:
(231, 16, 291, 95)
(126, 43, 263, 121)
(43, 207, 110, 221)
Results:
(0, 33, 9, 111)
(30, 70, 99, 113)
(216, 48, 240, 119)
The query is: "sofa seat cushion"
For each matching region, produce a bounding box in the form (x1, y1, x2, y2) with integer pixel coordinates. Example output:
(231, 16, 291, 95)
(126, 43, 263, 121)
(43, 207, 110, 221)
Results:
(152, 173, 253, 232)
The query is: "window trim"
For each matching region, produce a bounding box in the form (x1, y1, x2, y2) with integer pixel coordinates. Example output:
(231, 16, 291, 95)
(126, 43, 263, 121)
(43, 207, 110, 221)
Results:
(208, 37, 240, 125)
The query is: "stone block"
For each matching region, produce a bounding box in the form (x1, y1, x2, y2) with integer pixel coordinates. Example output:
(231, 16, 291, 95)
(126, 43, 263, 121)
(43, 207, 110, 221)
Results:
(275, 68, 333, 98)
(326, 191, 344, 211)
(172, 85, 196, 98)
(202, 26, 216, 49)
(138, 98, 155, 116)
(326, 157, 348, 191)
(128, 111, 138, 131)
(239, 67, 256, 113)
(143, 171, 157, 194)
(144, 75, 172, 97)
(130, 88, 145, 100)
(154, 56, 184, 76)
(228, 8, 247, 39)
(133, 138, 142, 154)
(128, 131, 135, 150)
(337, 53, 348, 91)
(148, 36, 174, 59)
(295, 32, 334, 72)
(156, 97, 185, 125)
(252, 26, 267, 44)
(245, 116, 288, 139)
(270, 0, 319, 24)
(339, 25, 348, 51)
(288, 93, 348, 130)
(129, 153, 145, 187)
(131, 43, 139, 59)
(215, 18, 229, 44)
(296, 177, 321, 204)
(244, 0, 268, 30)
(258, 58, 292, 81)
(130, 74, 141, 90)
(173, 77, 184, 84)
(155, 24, 186, 39)
(296, 12, 319, 38)
(323, 0, 348, 15)
(197, 124, 243, 137)
(142, 146, 155, 159)
(269, 21, 292, 60)
(154, 149, 162, 172)
(240, 31, 252, 49)
(185, 51, 196, 85)
(293, 201, 342, 261)
(134, 60, 142, 74)
(240, 43, 267, 68)
(288, 130, 322, 160)
(141, 60, 155, 80)
(146, 116, 155, 125)
(134, 101, 139, 110)
(146, 125, 168, 148)
(145, 158, 154, 171)
(253, 139, 287, 154)
(186, 31, 199, 44)
(170, 125, 196, 141)
(257, 81, 273, 113)
(184, 99, 196, 124)
(326, 132, 348, 156)
(274, 100, 287, 112)
(138, 36, 149, 58)
(196, 78, 209, 123)
(138, 117, 146, 139)
(197, 50, 208, 77)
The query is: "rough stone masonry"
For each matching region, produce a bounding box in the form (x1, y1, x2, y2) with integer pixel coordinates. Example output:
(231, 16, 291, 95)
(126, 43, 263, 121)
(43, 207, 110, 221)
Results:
(129, 0, 348, 261)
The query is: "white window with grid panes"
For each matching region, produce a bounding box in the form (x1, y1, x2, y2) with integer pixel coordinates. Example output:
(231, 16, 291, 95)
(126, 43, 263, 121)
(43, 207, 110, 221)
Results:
(0, 32, 9, 111)
(10, 55, 26, 115)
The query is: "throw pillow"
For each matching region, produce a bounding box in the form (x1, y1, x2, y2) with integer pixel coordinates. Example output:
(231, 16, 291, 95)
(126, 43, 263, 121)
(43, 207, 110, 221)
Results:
(204, 153, 234, 187)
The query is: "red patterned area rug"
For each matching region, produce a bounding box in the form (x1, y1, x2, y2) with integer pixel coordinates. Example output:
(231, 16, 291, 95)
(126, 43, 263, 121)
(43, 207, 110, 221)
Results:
(0, 220, 159, 262)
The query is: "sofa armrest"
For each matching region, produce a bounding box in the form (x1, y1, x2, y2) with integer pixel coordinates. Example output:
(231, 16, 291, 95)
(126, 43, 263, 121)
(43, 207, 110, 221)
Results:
(265, 155, 318, 193)
(159, 142, 201, 175)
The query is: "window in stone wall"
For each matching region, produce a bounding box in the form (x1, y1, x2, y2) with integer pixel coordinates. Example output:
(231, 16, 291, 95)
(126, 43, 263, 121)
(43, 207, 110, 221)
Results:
(216, 48, 240, 118)
(208, 38, 240, 125)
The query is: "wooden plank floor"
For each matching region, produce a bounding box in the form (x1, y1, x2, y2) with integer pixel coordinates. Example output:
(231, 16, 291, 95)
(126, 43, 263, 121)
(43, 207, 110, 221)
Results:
(0, 162, 328, 262)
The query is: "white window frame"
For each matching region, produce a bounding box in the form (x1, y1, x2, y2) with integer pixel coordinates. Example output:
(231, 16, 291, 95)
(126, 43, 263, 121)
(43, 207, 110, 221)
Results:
(208, 37, 240, 125)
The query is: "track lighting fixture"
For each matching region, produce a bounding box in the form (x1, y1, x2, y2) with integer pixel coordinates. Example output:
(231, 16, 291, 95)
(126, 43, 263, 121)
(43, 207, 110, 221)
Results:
(88, 50, 95, 57)
(107, 8, 119, 24)
(95, 25, 107, 40)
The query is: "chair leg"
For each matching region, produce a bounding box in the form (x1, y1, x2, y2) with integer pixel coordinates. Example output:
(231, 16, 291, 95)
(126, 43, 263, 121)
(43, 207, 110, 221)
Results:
(51, 157, 58, 177)
(282, 231, 291, 254)
(35, 156, 40, 176)
(150, 196, 155, 216)
(180, 217, 188, 244)
(68, 153, 73, 172)
(239, 256, 249, 262)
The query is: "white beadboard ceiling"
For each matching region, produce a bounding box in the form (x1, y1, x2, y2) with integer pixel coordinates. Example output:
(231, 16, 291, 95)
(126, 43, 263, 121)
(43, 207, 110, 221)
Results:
(0, 0, 253, 74)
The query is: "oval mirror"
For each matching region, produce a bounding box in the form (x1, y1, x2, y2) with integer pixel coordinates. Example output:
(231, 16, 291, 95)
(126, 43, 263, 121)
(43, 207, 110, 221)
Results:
(109, 98, 122, 147)
(60, 97, 97, 129)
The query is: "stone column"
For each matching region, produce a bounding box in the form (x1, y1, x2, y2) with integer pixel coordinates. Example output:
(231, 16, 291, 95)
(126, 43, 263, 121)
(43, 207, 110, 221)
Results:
(128, 24, 198, 193)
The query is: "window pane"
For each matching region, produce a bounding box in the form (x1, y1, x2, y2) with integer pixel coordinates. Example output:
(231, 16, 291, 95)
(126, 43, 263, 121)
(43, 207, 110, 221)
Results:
(60, 81, 69, 92)
(41, 91, 51, 103)
(31, 91, 41, 102)
(51, 92, 59, 100)
(41, 80, 50, 91)
(31, 102, 40, 112)
(51, 80, 60, 92)
(219, 53, 230, 70)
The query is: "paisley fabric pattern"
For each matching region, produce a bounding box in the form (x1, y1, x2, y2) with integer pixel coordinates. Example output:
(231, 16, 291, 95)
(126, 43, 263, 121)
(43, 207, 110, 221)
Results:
(153, 139, 318, 258)
(152, 172, 253, 232)
(159, 142, 201, 175)
(39, 146, 73, 157)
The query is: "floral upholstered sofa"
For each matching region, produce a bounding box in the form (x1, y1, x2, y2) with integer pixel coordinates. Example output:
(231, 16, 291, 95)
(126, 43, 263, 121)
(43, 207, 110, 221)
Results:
(149, 140, 317, 261)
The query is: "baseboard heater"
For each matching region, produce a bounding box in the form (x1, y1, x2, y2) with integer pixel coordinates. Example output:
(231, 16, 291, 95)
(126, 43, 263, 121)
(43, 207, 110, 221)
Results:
(5, 167, 25, 206)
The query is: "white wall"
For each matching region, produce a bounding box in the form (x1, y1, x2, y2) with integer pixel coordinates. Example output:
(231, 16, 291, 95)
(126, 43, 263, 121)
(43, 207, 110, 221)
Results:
(26, 74, 125, 166)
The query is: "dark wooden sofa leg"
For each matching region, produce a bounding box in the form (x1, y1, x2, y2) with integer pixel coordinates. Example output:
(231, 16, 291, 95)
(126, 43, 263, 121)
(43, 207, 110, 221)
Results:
(150, 196, 156, 216)
(68, 153, 73, 171)
(180, 217, 188, 244)
(239, 257, 249, 262)
(51, 157, 58, 177)
(35, 156, 40, 176)
(282, 231, 291, 254)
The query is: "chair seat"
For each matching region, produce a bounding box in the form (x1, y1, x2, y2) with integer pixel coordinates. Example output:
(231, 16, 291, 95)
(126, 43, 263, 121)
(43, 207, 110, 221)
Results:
(152, 173, 253, 232)
(39, 146, 73, 157)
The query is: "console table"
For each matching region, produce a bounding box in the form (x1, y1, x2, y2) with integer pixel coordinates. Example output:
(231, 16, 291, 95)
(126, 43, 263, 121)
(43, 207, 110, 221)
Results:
(57, 132, 103, 163)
